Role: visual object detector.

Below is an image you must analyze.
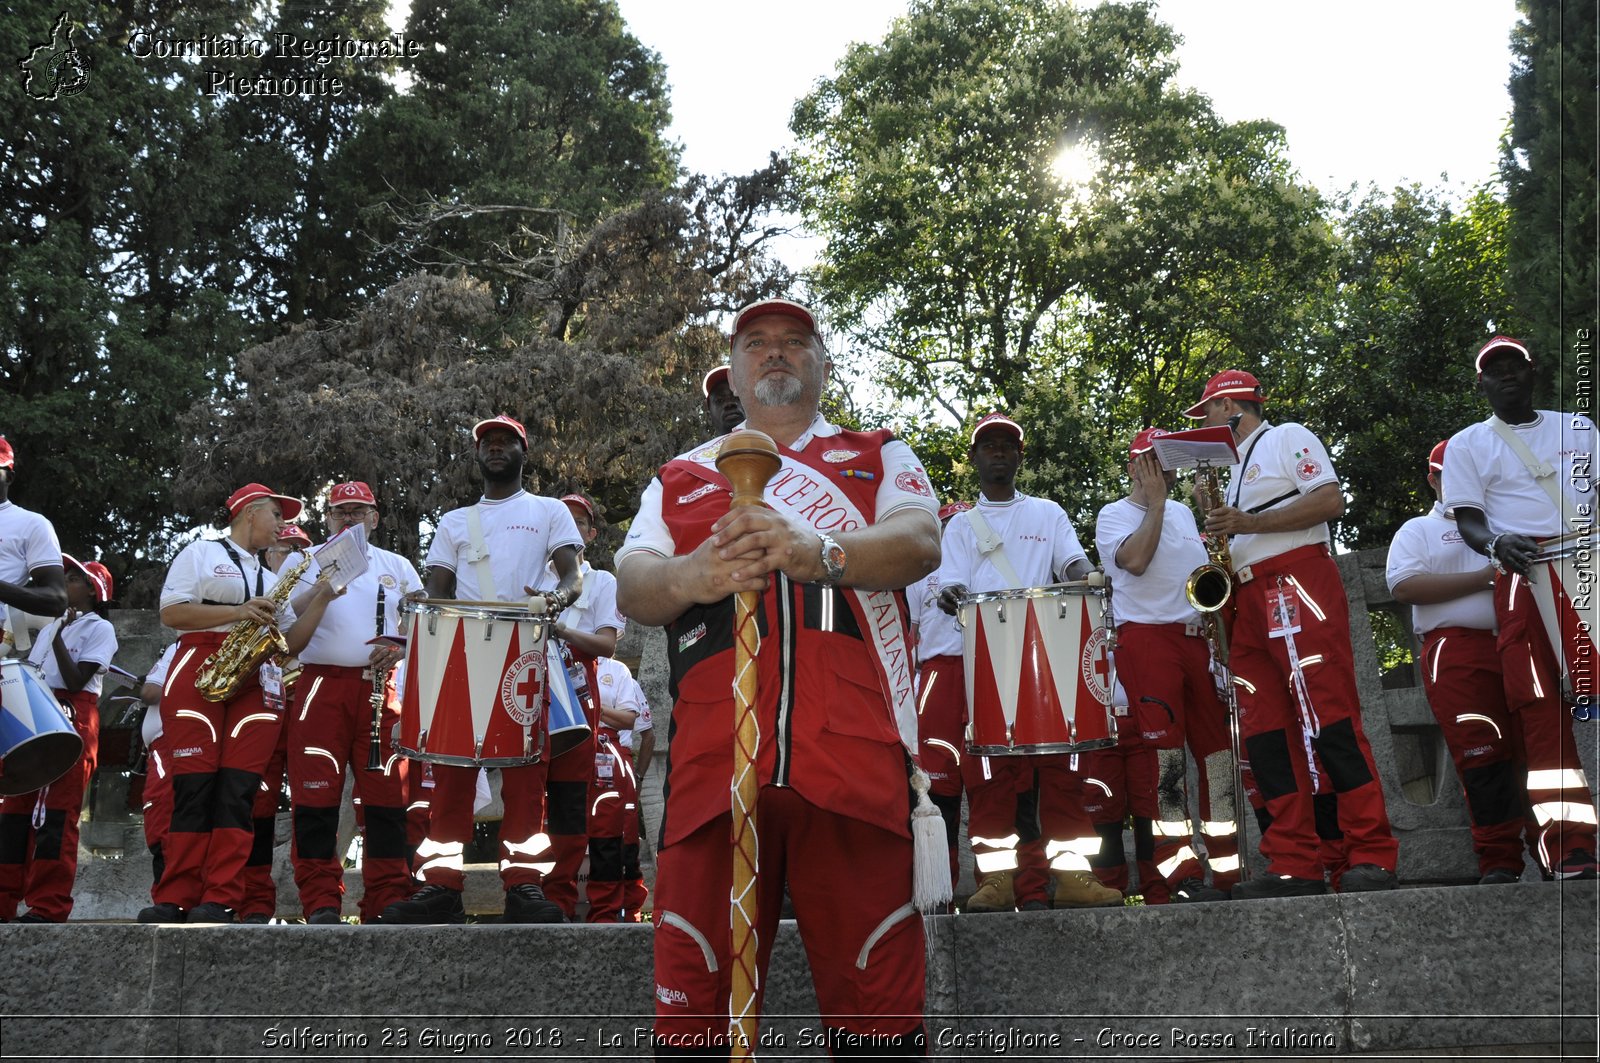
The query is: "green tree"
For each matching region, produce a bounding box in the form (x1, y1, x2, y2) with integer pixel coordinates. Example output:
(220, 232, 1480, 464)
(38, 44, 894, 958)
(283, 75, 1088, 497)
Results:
(1501, 0, 1598, 393)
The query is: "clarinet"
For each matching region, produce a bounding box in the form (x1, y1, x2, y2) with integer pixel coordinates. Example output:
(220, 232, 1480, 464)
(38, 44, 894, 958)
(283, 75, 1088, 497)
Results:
(366, 585, 387, 772)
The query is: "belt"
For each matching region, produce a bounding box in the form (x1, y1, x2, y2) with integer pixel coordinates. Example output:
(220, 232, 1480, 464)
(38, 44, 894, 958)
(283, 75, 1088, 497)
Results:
(1234, 543, 1331, 585)
(1117, 620, 1207, 638)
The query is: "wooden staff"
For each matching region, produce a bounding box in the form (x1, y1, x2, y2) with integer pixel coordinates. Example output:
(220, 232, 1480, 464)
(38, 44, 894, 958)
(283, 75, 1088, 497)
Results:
(715, 429, 781, 1058)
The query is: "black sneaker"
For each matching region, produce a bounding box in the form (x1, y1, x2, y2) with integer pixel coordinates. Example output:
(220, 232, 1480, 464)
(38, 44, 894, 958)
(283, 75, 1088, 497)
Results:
(138, 903, 187, 924)
(382, 884, 466, 925)
(1231, 874, 1327, 900)
(503, 884, 566, 924)
(307, 907, 343, 925)
(1340, 864, 1398, 892)
(14, 912, 55, 923)
(1478, 868, 1521, 885)
(240, 913, 272, 925)
(1172, 879, 1231, 903)
(188, 902, 237, 924)
(1553, 849, 1599, 880)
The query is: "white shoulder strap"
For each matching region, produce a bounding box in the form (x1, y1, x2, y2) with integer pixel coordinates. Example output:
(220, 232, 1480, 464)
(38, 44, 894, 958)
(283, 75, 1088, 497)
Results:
(465, 505, 502, 601)
(963, 508, 1023, 588)
(1487, 415, 1566, 518)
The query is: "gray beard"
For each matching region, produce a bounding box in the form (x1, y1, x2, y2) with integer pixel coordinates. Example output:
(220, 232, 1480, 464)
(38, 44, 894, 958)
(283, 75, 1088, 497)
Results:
(753, 374, 804, 406)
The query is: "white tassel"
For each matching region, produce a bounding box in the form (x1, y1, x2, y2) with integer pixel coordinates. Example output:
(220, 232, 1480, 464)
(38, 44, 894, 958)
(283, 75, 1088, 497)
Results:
(910, 767, 952, 913)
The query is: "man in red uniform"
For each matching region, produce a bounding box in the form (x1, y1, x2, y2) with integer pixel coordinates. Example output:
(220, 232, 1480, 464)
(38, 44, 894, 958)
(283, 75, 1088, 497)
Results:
(618, 298, 941, 1056)
(1442, 336, 1598, 878)
(1189, 370, 1399, 897)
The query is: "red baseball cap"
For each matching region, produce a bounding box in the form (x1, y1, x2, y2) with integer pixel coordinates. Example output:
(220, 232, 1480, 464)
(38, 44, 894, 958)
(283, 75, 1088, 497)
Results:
(560, 493, 595, 520)
(970, 412, 1024, 446)
(1183, 370, 1263, 419)
(226, 483, 303, 522)
(276, 524, 313, 547)
(938, 500, 973, 522)
(1474, 335, 1532, 374)
(473, 414, 528, 448)
(731, 298, 817, 345)
(62, 554, 113, 603)
(1428, 439, 1447, 473)
(701, 365, 732, 397)
(0, 437, 13, 470)
(1129, 427, 1169, 458)
(329, 481, 377, 507)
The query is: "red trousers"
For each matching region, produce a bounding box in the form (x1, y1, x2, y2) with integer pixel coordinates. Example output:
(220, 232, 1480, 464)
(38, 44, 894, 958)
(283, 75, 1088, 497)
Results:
(542, 657, 600, 918)
(963, 750, 1097, 904)
(652, 788, 924, 1048)
(584, 728, 638, 923)
(1229, 547, 1397, 880)
(142, 738, 173, 893)
(1497, 573, 1598, 867)
(288, 665, 412, 921)
(0, 689, 98, 921)
(417, 759, 551, 891)
(917, 655, 966, 892)
(155, 633, 287, 912)
(242, 729, 286, 918)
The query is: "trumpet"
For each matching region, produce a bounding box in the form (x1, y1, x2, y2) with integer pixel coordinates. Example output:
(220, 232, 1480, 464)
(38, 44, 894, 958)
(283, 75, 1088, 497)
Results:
(1185, 462, 1235, 615)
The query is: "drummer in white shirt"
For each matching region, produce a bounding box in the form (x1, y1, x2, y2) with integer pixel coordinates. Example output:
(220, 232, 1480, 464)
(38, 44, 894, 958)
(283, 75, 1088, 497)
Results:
(0, 435, 67, 645)
(1090, 428, 1239, 903)
(382, 415, 584, 924)
(286, 481, 424, 924)
(1442, 336, 1599, 879)
(1388, 440, 1535, 884)
(936, 412, 1122, 912)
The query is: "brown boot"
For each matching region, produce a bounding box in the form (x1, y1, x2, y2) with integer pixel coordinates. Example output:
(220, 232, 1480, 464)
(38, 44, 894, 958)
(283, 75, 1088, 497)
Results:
(964, 870, 1016, 913)
(1051, 870, 1123, 908)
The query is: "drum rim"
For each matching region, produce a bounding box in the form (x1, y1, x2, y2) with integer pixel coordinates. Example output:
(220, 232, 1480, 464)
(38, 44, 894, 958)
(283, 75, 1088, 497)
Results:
(395, 742, 543, 768)
(965, 736, 1118, 755)
(960, 582, 1104, 606)
(400, 597, 547, 621)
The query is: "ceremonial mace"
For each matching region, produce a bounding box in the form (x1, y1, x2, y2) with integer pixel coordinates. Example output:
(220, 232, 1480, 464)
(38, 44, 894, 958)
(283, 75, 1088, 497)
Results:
(715, 428, 781, 1058)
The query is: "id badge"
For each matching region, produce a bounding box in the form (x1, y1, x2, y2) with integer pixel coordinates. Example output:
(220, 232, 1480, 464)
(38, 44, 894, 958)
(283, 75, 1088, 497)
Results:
(595, 751, 615, 782)
(259, 661, 286, 713)
(1266, 586, 1302, 639)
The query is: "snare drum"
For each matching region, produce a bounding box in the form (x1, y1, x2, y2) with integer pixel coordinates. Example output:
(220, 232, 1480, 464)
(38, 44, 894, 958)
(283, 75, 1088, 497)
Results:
(959, 583, 1118, 754)
(398, 599, 570, 767)
(0, 659, 83, 796)
(1528, 534, 1599, 704)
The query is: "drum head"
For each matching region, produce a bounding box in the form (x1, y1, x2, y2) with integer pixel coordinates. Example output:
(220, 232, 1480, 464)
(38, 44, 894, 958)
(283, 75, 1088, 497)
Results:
(0, 731, 84, 795)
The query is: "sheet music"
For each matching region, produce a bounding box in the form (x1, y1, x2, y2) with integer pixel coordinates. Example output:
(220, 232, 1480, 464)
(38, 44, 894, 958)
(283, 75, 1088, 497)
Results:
(312, 523, 370, 592)
(1149, 426, 1241, 471)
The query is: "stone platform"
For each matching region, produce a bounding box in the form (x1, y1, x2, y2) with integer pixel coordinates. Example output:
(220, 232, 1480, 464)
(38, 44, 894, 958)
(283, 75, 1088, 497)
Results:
(2, 882, 1594, 1062)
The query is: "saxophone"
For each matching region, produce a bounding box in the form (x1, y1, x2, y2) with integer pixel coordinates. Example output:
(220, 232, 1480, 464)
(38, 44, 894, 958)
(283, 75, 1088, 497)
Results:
(1185, 463, 1235, 615)
(195, 551, 318, 702)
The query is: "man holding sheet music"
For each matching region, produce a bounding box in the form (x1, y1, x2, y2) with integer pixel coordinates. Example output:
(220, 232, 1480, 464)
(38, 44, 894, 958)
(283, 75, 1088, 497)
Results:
(285, 481, 423, 924)
(1186, 370, 1398, 897)
(383, 415, 585, 924)
(1441, 336, 1598, 880)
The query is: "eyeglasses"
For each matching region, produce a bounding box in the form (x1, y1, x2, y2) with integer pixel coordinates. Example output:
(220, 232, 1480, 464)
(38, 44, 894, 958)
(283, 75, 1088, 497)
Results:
(331, 505, 375, 517)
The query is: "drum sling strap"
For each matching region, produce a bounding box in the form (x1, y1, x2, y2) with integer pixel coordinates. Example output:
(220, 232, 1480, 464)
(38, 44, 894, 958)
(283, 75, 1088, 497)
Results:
(1487, 416, 1573, 524)
(962, 508, 1024, 588)
(465, 505, 503, 602)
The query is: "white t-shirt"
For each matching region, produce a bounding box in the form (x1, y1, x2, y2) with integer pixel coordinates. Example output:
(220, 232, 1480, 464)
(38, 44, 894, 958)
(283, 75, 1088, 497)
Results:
(1095, 497, 1207, 626)
(552, 560, 626, 636)
(908, 566, 962, 662)
(934, 493, 1088, 595)
(1224, 421, 1338, 569)
(594, 656, 647, 747)
(1386, 503, 1497, 635)
(27, 612, 118, 696)
(159, 538, 295, 633)
(617, 417, 938, 562)
(296, 545, 424, 668)
(142, 643, 178, 745)
(0, 500, 62, 585)
(1442, 412, 1598, 538)
(426, 490, 583, 601)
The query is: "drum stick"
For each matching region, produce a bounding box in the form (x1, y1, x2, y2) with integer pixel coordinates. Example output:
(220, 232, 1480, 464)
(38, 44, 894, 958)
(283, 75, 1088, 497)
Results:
(715, 429, 781, 1058)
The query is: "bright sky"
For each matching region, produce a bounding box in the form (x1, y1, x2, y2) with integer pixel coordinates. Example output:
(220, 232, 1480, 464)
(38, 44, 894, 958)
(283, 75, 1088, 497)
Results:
(615, 0, 1520, 231)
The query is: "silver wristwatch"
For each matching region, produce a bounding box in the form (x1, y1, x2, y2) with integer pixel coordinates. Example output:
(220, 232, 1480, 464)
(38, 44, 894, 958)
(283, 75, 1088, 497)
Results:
(818, 532, 847, 587)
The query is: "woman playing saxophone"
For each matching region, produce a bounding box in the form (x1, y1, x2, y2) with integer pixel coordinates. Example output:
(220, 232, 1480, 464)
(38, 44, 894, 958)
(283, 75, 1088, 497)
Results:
(137, 484, 340, 925)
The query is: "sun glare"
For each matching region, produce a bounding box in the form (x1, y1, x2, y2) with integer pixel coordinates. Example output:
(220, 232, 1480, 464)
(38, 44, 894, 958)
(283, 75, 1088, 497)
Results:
(1050, 142, 1100, 189)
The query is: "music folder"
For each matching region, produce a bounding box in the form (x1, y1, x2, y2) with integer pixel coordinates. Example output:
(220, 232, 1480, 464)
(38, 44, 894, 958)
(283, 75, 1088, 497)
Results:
(1148, 426, 1240, 471)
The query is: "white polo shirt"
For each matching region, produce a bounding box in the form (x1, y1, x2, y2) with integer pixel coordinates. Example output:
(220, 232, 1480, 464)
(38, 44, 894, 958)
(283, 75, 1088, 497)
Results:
(1095, 497, 1207, 626)
(1224, 421, 1338, 569)
(551, 560, 625, 637)
(908, 566, 962, 662)
(935, 493, 1088, 595)
(595, 656, 647, 747)
(142, 643, 179, 745)
(1386, 503, 1496, 635)
(0, 500, 61, 585)
(159, 538, 295, 633)
(1442, 412, 1597, 538)
(27, 612, 118, 696)
(296, 545, 424, 668)
(426, 490, 583, 601)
